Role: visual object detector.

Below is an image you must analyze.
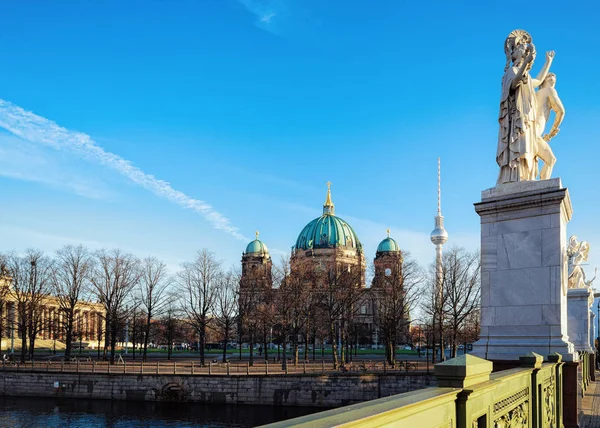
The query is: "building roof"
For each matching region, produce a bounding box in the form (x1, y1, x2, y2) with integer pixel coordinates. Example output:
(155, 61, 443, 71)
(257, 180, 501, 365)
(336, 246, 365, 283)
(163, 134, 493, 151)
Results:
(294, 183, 362, 251)
(377, 236, 401, 253)
(245, 231, 269, 255)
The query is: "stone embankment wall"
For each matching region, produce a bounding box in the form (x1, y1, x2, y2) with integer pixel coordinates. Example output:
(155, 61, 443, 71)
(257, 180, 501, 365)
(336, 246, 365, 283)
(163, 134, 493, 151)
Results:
(0, 372, 436, 407)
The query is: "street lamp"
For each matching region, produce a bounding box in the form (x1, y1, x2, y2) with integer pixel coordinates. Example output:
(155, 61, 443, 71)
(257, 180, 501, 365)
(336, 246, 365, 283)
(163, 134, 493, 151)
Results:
(124, 305, 129, 355)
(596, 298, 599, 353)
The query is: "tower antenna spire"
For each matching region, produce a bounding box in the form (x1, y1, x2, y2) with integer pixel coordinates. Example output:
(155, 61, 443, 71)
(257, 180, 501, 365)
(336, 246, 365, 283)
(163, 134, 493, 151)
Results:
(437, 157, 441, 216)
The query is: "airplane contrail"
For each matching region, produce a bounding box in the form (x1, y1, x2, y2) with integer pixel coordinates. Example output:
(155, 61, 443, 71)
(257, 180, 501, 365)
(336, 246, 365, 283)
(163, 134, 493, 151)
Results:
(0, 99, 248, 241)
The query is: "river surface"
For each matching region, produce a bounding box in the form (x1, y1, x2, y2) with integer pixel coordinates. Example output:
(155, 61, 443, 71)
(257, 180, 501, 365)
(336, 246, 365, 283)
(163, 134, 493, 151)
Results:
(0, 396, 324, 427)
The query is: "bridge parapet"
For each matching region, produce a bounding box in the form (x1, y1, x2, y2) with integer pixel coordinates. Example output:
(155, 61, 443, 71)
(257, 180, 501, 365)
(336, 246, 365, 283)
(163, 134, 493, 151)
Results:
(263, 353, 565, 428)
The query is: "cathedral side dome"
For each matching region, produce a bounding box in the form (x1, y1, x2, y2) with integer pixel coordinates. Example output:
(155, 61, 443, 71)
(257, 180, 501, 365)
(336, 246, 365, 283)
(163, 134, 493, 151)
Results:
(294, 182, 362, 251)
(377, 230, 400, 253)
(245, 231, 269, 255)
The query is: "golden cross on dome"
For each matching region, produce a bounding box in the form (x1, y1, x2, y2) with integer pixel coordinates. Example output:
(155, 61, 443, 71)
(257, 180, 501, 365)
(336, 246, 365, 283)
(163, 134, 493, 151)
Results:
(387, 228, 390, 237)
(327, 181, 331, 190)
(255, 230, 259, 240)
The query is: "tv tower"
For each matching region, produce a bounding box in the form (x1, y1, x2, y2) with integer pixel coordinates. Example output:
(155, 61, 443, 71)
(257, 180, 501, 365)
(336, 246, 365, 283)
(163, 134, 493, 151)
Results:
(430, 157, 448, 361)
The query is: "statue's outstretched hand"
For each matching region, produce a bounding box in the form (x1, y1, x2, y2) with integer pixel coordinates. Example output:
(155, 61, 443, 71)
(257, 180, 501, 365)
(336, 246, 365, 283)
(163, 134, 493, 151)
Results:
(543, 128, 559, 142)
(546, 50, 555, 62)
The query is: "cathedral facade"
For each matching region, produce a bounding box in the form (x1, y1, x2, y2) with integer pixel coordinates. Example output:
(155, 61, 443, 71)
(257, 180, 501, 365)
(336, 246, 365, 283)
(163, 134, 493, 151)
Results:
(239, 184, 409, 349)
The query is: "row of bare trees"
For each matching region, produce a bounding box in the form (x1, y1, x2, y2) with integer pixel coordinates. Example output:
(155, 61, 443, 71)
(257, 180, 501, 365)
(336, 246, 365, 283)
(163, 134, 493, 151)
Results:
(0, 245, 481, 367)
(420, 247, 481, 362)
(0, 247, 172, 363)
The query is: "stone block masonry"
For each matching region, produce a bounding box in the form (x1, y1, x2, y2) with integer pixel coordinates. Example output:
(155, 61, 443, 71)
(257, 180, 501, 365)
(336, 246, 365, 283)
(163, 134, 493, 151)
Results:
(472, 178, 576, 361)
(0, 371, 437, 407)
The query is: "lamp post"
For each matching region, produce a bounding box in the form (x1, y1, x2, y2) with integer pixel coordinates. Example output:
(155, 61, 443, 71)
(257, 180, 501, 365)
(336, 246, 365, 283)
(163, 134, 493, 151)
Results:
(10, 323, 14, 356)
(595, 297, 600, 370)
(124, 305, 129, 355)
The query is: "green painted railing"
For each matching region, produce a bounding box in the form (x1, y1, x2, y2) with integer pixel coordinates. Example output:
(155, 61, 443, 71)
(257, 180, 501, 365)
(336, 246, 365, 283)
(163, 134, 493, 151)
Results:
(262, 352, 566, 428)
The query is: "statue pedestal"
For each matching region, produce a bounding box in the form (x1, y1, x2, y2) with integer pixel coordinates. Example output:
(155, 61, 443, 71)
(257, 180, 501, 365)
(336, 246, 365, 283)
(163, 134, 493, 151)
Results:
(472, 178, 577, 361)
(566, 287, 594, 353)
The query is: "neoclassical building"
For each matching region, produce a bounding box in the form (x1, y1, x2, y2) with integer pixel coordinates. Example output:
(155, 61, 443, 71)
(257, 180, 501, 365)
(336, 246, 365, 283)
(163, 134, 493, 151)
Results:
(0, 271, 104, 349)
(240, 183, 409, 347)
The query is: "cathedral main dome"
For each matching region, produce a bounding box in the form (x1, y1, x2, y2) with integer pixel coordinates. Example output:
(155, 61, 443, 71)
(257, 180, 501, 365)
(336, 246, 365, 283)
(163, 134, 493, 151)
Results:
(294, 183, 362, 251)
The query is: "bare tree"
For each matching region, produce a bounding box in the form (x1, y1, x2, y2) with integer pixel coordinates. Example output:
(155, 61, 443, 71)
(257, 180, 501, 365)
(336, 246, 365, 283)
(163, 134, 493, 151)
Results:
(5, 249, 52, 362)
(214, 268, 239, 362)
(178, 249, 220, 366)
(158, 296, 183, 360)
(51, 244, 93, 361)
(90, 249, 141, 364)
(421, 259, 450, 364)
(138, 256, 171, 362)
(371, 253, 423, 366)
(443, 247, 481, 358)
(276, 257, 313, 367)
(271, 257, 306, 369)
(460, 307, 481, 348)
(239, 269, 275, 366)
(312, 257, 364, 369)
(0, 254, 11, 357)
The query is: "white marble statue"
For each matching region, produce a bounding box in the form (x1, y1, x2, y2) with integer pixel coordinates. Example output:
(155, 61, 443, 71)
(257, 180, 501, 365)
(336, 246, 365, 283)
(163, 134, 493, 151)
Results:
(496, 30, 555, 185)
(532, 72, 565, 180)
(567, 236, 595, 289)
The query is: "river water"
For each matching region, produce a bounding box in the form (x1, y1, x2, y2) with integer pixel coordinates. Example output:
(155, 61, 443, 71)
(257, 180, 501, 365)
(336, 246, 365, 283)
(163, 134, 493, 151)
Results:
(0, 397, 323, 427)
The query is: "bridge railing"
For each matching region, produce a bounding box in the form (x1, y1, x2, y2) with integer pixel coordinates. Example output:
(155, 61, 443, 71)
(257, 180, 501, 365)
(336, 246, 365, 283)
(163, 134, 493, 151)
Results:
(0, 358, 433, 376)
(262, 352, 565, 428)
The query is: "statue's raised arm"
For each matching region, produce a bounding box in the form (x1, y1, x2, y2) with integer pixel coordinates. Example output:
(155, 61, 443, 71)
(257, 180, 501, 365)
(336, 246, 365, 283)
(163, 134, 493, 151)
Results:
(496, 30, 563, 185)
(531, 50, 555, 88)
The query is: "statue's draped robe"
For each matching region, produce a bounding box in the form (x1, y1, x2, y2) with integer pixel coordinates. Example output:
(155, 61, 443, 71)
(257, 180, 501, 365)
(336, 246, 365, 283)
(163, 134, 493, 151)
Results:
(497, 66, 538, 184)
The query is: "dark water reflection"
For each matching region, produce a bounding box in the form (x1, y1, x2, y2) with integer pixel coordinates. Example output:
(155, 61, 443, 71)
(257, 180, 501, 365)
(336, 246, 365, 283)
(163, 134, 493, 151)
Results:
(0, 396, 323, 427)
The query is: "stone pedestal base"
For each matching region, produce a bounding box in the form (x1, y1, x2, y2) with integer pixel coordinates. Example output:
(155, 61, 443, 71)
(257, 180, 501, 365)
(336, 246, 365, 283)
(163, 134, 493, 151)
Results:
(472, 178, 577, 362)
(567, 287, 594, 353)
(563, 361, 581, 428)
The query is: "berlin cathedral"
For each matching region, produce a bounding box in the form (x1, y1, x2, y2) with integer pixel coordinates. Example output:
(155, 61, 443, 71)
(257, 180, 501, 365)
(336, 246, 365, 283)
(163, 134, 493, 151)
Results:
(239, 183, 410, 348)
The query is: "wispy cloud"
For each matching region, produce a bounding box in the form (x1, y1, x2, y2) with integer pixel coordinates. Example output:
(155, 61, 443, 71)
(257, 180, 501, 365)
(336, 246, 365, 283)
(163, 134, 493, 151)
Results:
(0, 133, 112, 199)
(0, 99, 249, 242)
(237, 0, 280, 34)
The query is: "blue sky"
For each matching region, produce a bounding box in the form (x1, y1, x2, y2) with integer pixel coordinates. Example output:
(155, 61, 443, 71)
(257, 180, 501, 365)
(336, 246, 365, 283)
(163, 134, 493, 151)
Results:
(1, 0, 599, 281)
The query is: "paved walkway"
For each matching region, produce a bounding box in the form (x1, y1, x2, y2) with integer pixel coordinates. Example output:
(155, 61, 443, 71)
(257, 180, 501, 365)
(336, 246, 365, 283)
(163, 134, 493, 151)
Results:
(580, 375, 600, 428)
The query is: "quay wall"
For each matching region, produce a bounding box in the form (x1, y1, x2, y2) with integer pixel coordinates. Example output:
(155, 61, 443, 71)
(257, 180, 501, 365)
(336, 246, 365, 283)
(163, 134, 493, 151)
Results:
(0, 371, 436, 407)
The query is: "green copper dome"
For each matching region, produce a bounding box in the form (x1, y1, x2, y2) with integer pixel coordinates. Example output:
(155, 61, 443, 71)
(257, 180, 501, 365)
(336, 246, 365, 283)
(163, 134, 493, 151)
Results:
(295, 214, 362, 251)
(294, 183, 361, 251)
(245, 231, 269, 255)
(377, 230, 401, 253)
(377, 237, 400, 253)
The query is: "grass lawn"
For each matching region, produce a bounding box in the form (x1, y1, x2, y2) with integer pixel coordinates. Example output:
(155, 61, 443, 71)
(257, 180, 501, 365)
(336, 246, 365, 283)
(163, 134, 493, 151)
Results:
(139, 348, 418, 357)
